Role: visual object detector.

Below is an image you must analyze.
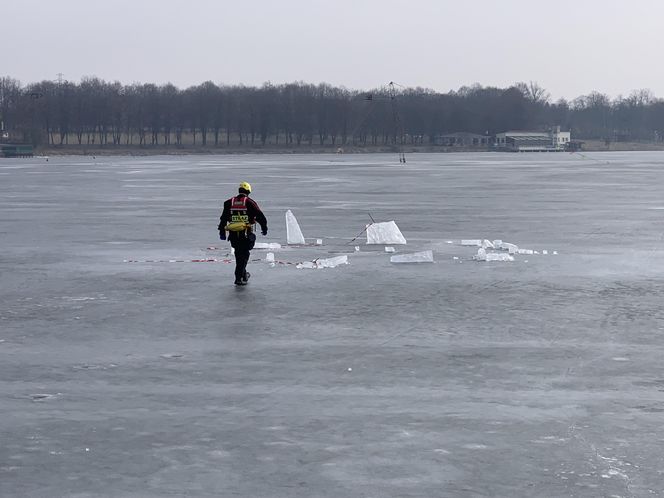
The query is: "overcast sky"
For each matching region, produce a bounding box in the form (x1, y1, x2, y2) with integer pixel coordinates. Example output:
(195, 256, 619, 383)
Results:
(4, 0, 664, 100)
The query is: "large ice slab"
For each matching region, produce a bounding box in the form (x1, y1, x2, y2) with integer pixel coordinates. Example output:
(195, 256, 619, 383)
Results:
(486, 253, 514, 262)
(495, 241, 519, 254)
(390, 250, 434, 263)
(296, 255, 349, 269)
(474, 248, 514, 262)
(366, 221, 407, 245)
(286, 210, 306, 245)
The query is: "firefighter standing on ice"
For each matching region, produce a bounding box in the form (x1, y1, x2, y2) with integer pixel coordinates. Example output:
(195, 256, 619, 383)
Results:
(218, 182, 268, 286)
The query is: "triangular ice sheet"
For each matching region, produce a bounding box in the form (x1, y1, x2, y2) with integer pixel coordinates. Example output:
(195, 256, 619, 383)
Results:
(286, 210, 306, 245)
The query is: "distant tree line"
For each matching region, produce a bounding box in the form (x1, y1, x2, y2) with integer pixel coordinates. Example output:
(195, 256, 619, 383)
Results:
(2, 76, 664, 147)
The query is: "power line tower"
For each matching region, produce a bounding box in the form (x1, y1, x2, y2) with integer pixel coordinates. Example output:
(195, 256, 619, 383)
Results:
(352, 81, 407, 164)
(56, 73, 64, 85)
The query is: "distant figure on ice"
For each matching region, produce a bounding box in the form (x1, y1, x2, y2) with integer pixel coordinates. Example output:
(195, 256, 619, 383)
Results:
(218, 181, 268, 286)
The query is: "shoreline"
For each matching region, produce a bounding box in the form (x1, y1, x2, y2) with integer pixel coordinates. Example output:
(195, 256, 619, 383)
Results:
(31, 140, 664, 156)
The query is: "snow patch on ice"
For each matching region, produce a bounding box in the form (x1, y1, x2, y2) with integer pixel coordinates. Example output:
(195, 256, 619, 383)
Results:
(384, 247, 396, 253)
(62, 296, 105, 302)
(73, 363, 116, 371)
(602, 469, 629, 480)
(461, 239, 482, 246)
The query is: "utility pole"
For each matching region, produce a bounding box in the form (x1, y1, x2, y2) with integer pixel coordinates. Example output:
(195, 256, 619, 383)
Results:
(1, 95, 8, 139)
(388, 82, 406, 164)
(0, 88, 4, 138)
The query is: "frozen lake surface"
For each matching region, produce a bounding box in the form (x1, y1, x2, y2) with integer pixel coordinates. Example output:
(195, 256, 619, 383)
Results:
(2, 152, 664, 497)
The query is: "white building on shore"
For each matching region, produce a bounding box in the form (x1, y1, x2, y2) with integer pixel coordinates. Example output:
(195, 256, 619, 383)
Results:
(495, 126, 570, 152)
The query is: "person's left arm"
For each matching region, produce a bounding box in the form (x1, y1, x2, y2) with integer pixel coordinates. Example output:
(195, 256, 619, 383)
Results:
(248, 199, 268, 235)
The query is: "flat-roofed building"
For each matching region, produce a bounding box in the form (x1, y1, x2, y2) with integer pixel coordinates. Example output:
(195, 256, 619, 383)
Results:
(495, 127, 571, 152)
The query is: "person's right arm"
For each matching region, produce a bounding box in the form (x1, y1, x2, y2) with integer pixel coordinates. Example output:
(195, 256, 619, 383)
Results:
(218, 200, 230, 239)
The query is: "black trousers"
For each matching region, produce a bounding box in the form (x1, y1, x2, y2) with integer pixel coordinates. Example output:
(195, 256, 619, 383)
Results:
(229, 232, 256, 281)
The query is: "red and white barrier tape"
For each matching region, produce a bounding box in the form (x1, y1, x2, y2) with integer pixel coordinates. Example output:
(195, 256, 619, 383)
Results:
(124, 258, 233, 264)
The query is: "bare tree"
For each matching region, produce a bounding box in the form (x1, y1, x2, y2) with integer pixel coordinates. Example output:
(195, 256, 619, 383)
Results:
(515, 81, 550, 104)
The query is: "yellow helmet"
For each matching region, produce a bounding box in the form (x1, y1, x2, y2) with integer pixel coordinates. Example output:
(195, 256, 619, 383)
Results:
(239, 181, 252, 193)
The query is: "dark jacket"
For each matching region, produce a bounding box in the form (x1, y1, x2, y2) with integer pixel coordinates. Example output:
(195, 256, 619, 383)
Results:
(218, 194, 268, 234)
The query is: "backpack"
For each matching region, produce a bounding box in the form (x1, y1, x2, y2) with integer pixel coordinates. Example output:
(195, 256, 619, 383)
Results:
(225, 196, 252, 232)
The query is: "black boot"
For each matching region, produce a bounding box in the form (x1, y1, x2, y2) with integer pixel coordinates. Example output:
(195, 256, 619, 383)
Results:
(243, 271, 251, 283)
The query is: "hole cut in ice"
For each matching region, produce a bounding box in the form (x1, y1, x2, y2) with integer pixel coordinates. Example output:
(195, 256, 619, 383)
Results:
(30, 393, 60, 401)
(285, 210, 306, 245)
(366, 221, 407, 245)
